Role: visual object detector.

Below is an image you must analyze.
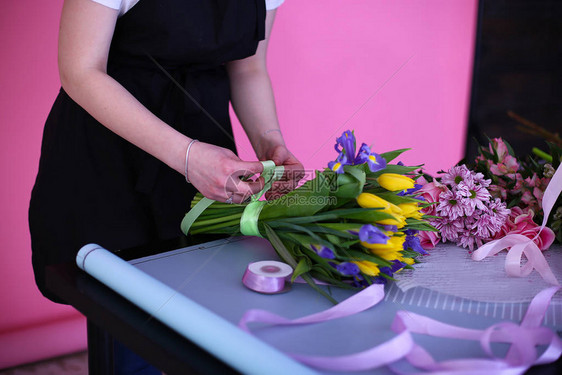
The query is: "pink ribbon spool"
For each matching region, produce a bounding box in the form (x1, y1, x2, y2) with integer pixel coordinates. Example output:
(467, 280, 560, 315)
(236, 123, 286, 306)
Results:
(242, 261, 293, 294)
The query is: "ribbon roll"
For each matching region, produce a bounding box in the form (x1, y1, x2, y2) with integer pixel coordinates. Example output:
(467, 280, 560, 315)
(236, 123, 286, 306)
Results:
(242, 260, 293, 294)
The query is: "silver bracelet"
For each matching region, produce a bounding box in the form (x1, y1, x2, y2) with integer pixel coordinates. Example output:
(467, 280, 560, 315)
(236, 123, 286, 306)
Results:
(184, 139, 199, 183)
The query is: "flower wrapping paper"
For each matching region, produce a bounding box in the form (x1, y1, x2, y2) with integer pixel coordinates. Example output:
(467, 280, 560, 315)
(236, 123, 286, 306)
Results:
(394, 243, 562, 304)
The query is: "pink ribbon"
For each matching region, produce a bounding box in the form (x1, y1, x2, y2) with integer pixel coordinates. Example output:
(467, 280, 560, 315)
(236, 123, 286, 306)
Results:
(239, 284, 562, 373)
(237, 164, 562, 372)
(472, 164, 562, 286)
(239, 282, 386, 332)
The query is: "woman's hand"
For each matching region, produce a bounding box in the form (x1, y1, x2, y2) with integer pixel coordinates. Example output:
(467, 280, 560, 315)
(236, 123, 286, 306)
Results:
(261, 144, 304, 200)
(226, 9, 303, 199)
(187, 142, 265, 204)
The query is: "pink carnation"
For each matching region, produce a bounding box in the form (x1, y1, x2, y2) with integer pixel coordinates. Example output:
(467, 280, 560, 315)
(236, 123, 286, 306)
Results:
(416, 179, 447, 216)
(494, 207, 556, 250)
(419, 230, 440, 250)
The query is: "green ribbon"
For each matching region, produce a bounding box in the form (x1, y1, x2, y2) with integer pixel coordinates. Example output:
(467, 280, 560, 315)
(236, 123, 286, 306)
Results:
(180, 197, 215, 236)
(180, 161, 284, 237)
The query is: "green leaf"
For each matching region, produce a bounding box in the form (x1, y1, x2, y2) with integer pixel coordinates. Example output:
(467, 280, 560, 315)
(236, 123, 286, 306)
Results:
(339, 249, 392, 267)
(367, 164, 422, 178)
(339, 239, 360, 248)
(309, 270, 356, 290)
(317, 223, 363, 232)
(270, 207, 391, 223)
(380, 148, 411, 163)
(298, 273, 338, 304)
(404, 219, 438, 231)
(291, 258, 312, 282)
(267, 214, 342, 225)
(263, 224, 298, 268)
(301, 224, 356, 239)
(272, 222, 335, 250)
(260, 172, 332, 220)
(402, 249, 422, 258)
(338, 210, 396, 222)
(343, 165, 367, 185)
(325, 234, 343, 246)
(330, 166, 366, 198)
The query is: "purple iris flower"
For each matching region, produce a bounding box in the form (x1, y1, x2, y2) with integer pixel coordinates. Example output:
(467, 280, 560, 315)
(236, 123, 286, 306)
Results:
(351, 275, 374, 288)
(380, 260, 406, 277)
(354, 143, 387, 172)
(359, 224, 389, 244)
(381, 225, 398, 232)
(403, 230, 427, 255)
(397, 184, 423, 196)
(310, 244, 336, 259)
(334, 130, 357, 159)
(334, 262, 360, 276)
(328, 153, 349, 174)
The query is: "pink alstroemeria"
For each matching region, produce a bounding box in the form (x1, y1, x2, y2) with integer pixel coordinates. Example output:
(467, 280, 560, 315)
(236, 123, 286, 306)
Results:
(488, 138, 520, 177)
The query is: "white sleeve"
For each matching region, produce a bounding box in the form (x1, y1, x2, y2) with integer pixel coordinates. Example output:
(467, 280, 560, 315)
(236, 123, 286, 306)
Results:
(89, 0, 122, 10)
(265, 0, 285, 11)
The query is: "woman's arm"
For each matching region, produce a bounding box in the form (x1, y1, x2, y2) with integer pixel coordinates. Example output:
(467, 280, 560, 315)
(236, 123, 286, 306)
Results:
(227, 9, 304, 195)
(58, 0, 263, 202)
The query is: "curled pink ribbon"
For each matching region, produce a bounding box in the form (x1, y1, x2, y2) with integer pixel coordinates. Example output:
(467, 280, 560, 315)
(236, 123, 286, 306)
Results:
(236, 164, 562, 372)
(472, 164, 562, 286)
(238, 284, 562, 373)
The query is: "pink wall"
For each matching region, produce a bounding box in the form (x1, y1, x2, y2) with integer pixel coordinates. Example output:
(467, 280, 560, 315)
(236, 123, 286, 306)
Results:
(0, 0, 88, 369)
(0, 0, 477, 368)
(234, 0, 477, 173)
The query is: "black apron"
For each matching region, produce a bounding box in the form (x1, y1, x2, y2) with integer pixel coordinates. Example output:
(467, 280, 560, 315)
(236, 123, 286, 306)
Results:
(29, 0, 266, 302)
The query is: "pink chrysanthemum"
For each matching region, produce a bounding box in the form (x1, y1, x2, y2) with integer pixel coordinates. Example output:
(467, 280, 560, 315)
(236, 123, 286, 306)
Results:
(440, 165, 472, 186)
(435, 218, 464, 242)
(427, 164, 511, 250)
(436, 190, 465, 220)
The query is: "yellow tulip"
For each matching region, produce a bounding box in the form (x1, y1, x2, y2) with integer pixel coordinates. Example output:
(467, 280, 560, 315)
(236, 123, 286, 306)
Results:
(357, 193, 403, 214)
(397, 202, 423, 220)
(361, 235, 405, 252)
(371, 248, 403, 261)
(351, 260, 380, 276)
(376, 212, 407, 228)
(402, 257, 415, 265)
(377, 173, 415, 191)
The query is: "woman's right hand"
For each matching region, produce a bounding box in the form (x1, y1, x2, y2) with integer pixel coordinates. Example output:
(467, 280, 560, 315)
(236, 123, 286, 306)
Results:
(187, 142, 265, 204)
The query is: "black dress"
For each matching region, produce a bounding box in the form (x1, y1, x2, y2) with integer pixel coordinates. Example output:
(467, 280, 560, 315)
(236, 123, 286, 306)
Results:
(29, 0, 266, 302)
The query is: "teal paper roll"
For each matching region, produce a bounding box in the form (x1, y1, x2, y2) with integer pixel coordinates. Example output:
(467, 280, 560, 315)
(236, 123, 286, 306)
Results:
(76, 244, 316, 375)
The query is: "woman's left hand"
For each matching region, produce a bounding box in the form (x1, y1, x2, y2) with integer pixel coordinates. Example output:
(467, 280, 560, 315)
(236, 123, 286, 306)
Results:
(261, 144, 304, 200)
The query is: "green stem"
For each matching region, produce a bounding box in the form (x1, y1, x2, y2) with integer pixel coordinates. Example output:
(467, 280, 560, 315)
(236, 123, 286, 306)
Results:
(191, 213, 242, 227)
(190, 220, 241, 234)
(532, 147, 553, 162)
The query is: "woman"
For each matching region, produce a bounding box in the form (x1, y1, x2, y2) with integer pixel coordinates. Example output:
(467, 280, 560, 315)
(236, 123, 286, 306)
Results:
(29, 0, 302, 372)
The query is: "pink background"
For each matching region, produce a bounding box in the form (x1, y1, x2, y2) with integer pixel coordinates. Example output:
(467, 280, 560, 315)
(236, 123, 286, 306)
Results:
(0, 0, 477, 368)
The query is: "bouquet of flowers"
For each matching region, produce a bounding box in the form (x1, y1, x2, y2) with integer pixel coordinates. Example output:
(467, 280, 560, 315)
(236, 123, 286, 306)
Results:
(418, 137, 561, 250)
(182, 130, 436, 302)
